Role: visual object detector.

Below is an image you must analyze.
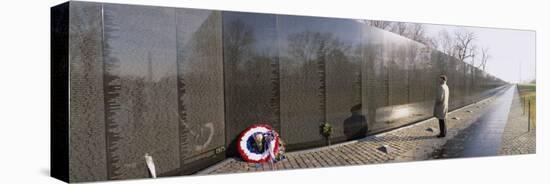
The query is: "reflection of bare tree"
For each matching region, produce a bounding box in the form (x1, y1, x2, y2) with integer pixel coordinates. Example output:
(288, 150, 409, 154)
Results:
(224, 20, 255, 68)
(454, 30, 477, 65)
(224, 19, 275, 103)
(224, 18, 274, 121)
(223, 17, 281, 154)
(178, 12, 223, 157)
(286, 31, 350, 71)
(366, 20, 429, 45)
(387, 42, 410, 106)
(391, 22, 408, 35)
(437, 30, 457, 58)
(366, 20, 392, 30)
(406, 43, 420, 103)
(479, 47, 490, 71)
(406, 23, 427, 44)
(281, 30, 356, 141)
(102, 7, 182, 180)
(285, 31, 352, 97)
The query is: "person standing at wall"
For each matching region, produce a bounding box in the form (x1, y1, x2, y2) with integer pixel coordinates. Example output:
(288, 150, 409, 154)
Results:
(434, 75, 449, 138)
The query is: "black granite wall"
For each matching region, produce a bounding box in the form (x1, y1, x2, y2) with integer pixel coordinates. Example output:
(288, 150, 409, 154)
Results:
(223, 12, 280, 155)
(51, 2, 69, 182)
(176, 8, 225, 175)
(67, 1, 107, 181)
(52, 1, 507, 182)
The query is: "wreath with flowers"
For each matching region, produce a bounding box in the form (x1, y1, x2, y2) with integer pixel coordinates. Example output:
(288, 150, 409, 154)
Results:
(237, 124, 285, 163)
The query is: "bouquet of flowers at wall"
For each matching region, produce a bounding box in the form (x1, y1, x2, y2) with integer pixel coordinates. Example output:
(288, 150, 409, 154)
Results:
(320, 122, 333, 145)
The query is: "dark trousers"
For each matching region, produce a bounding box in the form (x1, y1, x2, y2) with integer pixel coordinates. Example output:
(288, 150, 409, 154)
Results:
(438, 119, 447, 136)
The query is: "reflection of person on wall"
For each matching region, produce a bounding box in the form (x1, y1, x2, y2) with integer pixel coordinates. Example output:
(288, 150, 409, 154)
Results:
(344, 104, 368, 140)
(434, 75, 449, 138)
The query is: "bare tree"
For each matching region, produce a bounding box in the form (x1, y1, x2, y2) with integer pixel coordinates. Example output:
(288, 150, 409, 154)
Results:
(365, 21, 430, 46)
(407, 23, 427, 44)
(287, 31, 348, 64)
(224, 20, 255, 62)
(388, 22, 429, 45)
(425, 37, 439, 50)
(479, 47, 490, 71)
(391, 22, 408, 35)
(437, 30, 457, 57)
(367, 20, 392, 30)
(224, 20, 255, 73)
(454, 30, 477, 64)
(469, 44, 478, 66)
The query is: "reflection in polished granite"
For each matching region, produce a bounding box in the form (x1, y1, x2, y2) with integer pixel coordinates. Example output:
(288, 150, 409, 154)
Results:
(278, 15, 366, 148)
(102, 4, 180, 180)
(54, 2, 508, 182)
(278, 15, 326, 148)
(222, 12, 280, 154)
(68, 1, 107, 182)
(176, 9, 225, 174)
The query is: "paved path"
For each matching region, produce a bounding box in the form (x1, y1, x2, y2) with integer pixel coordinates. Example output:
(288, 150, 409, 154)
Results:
(198, 86, 518, 175)
(431, 86, 515, 158)
(499, 86, 536, 155)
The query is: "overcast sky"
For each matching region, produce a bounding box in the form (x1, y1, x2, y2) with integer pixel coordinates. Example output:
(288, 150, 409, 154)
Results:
(423, 24, 536, 83)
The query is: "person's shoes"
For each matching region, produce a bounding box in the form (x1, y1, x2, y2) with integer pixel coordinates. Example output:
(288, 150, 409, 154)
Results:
(437, 134, 446, 138)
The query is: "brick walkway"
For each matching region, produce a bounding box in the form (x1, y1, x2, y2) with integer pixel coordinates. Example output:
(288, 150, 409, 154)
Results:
(197, 86, 511, 175)
(499, 87, 536, 155)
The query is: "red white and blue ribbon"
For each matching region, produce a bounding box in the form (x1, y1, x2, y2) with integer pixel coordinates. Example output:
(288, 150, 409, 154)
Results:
(237, 124, 280, 163)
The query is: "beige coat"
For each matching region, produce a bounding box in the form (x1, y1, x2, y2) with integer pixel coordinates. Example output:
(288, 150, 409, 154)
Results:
(433, 82, 449, 119)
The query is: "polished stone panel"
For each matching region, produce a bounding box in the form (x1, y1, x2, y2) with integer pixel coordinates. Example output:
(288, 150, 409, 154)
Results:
(222, 12, 280, 154)
(453, 60, 466, 108)
(385, 34, 415, 126)
(472, 66, 482, 101)
(278, 15, 328, 147)
(306, 18, 363, 141)
(406, 44, 433, 122)
(68, 2, 107, 182)
(385, 34, 410, 107)
(465, 64, 474, 104)
(360, 24, 383, 135)
(102, 4, 179, 179)
(473, 67, 485, 100)
(360, 26, 390, 132)
(445, 55, 459, 110)
(405, 43, 424, 104)
(176, 9, 225, 172)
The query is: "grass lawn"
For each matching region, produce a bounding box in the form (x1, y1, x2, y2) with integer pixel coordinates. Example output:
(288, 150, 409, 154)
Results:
(517, 84, 536, 129)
